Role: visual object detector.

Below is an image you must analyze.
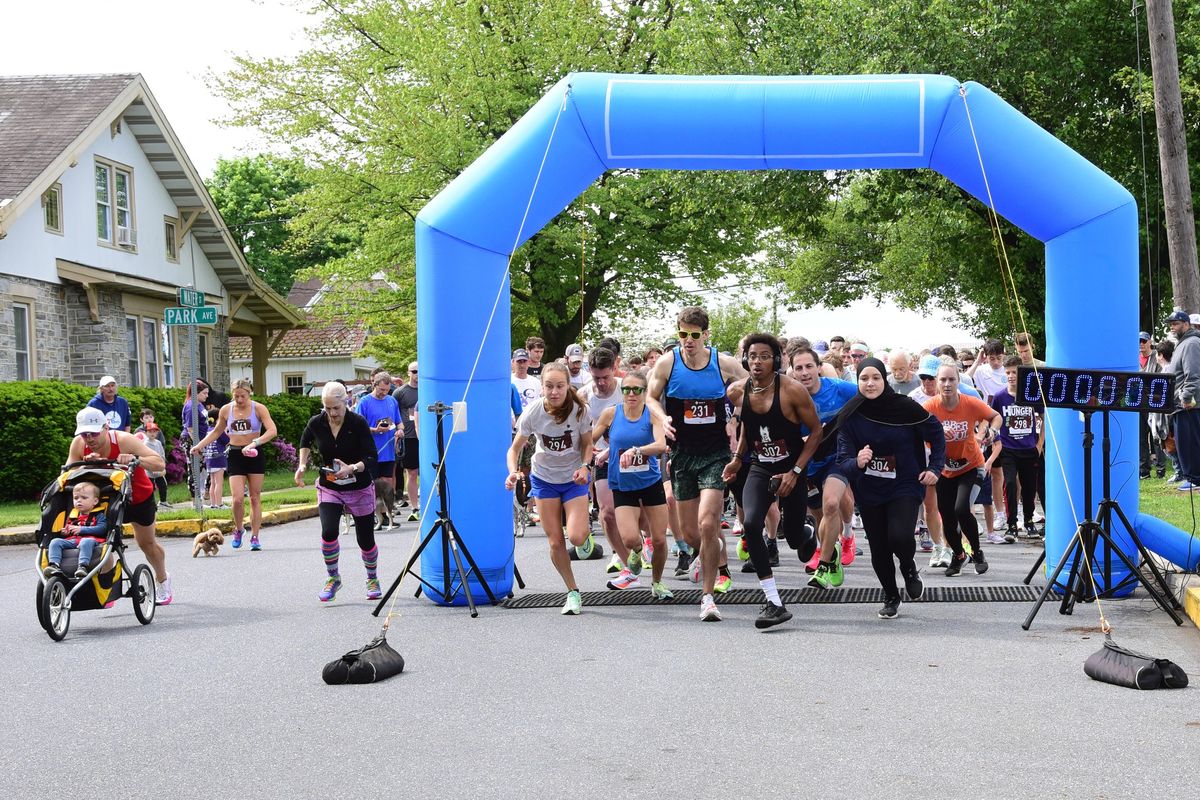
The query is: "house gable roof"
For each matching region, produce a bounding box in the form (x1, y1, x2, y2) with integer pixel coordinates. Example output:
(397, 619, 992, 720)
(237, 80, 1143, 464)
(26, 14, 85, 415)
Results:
(0, 73, 304, 331)
(229, 322, 368, 360)
(0, 74, 138, 203)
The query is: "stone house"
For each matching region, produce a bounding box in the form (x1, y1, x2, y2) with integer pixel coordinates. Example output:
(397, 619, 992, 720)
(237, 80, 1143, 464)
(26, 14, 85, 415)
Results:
(0, 74, 303, 391)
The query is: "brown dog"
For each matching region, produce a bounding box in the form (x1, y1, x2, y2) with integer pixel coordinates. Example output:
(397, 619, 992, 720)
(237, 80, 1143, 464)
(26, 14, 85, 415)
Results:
(192, 527, 225, 557)
(374, 479, 396, 530)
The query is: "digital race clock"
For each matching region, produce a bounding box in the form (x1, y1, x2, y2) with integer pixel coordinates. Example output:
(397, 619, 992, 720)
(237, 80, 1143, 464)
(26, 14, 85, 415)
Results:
(1016, 366, 1175, 413)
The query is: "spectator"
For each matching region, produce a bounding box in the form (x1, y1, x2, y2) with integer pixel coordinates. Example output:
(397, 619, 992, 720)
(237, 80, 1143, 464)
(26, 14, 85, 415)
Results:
(88, 375, 131, 432)
(1165, 310, 1200, 491)
(135, 408, 170, 509)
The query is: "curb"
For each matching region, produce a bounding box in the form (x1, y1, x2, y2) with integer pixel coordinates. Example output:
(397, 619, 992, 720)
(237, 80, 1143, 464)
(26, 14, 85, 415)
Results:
(1185, 586, 1200, 632)
(0, 503, 320, 547)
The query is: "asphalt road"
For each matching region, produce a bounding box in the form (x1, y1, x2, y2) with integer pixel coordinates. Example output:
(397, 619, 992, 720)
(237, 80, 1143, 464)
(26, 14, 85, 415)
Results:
(2, 515, 1197, 799)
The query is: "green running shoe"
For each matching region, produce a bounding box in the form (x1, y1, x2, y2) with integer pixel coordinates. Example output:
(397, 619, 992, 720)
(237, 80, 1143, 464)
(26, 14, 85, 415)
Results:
(828, 556, 845, 587)
(651, 581, 673, 600)
(736, 535, 750, 561)
(807, 562, 833, 589)
(605, 553, 623, 573)
(575, 534, 596, 561)
(627, 548, 644, 576)
(561, 589, 582, 615)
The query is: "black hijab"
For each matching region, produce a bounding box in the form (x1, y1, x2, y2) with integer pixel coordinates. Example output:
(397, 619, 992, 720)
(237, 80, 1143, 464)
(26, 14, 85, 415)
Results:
(809, 358, 932, 462)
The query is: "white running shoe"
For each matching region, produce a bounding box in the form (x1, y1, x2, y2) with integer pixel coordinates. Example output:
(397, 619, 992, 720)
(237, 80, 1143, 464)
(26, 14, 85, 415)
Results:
(606, 568, 641, 591)
(155, 575, 173, 605)
(690, 556, 702, 584)
(928, 546, 942, 568)
(699, 594, 721, 622)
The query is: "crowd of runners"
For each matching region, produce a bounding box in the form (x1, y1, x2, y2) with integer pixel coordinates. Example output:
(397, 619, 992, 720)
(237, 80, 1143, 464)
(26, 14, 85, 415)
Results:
(508, 306, 1060, 627)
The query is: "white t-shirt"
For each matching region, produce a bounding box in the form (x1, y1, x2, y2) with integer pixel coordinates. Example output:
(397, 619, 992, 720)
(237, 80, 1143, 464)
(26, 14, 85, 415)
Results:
(516, 400, 588, 484)
(512, 374, 542, 411)
(908, 385, 934, 405)
(971, 363, 1007, 404)
(580, 379, 622, 437)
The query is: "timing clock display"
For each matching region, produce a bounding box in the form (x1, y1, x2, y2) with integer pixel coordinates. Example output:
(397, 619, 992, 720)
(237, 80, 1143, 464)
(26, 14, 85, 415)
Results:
(1016, 366, 1175, 413)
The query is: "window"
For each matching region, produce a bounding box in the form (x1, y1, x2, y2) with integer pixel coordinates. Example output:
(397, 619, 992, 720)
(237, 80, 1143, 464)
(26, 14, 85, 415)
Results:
(142, 319, 159, 388)
(95, 159, 135, 248)
(283, 373, 306, 395)
(161, 323, 175, 387)
(164, 218, 178, 262)
(43, 185, 62, 234)
(197, 332, 210, 380)
(125, 316, 141, 386)
(14, 303, 32, 380)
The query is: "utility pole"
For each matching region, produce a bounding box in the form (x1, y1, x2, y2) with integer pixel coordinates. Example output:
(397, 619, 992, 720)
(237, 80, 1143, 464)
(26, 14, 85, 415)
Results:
(1146, 0, 1200, 312)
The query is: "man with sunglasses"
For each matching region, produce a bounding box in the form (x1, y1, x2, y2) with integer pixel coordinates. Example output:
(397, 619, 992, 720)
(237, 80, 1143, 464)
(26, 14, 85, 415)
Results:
(580, 347, 627, 575)
(845, 342, 870, 380)
(648, 306, 748, 622)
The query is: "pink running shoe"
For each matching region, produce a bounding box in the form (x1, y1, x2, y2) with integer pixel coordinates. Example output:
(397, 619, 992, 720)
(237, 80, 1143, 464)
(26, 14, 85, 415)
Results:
(840, 534, 856, 566)
(805, 547, 822, 573)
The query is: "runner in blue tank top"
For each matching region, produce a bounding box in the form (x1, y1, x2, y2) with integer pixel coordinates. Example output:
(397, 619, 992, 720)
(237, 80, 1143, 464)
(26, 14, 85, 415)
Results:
(648, 306, 747, 623)
(722, 334, 823, 629)
(789, 347, 860, 589)
(591, 370, 672, 597)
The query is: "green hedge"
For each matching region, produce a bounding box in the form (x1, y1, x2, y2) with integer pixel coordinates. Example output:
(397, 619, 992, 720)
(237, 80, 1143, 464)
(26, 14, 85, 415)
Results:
(0, 381, 321, 502)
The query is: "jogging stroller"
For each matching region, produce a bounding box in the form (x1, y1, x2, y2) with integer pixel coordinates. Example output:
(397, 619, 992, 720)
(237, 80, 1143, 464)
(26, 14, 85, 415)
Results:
(34, 460, 156, 641)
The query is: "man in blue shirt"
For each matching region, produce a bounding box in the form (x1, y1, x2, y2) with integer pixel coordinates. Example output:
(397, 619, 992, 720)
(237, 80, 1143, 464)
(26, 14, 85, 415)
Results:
(790, 347, 859, 588)
(356, 372, 402, 526)
(87, 375, 131, 432)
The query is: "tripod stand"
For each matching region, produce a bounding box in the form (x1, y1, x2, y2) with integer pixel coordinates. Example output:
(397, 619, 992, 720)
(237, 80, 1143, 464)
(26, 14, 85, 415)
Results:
(373, 401, 500, 618)
(1022, 408, 1184, 629)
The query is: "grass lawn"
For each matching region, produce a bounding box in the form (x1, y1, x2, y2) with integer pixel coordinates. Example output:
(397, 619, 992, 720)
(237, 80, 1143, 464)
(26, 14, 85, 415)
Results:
(1135, 475, 1200, 536)
(0, 470, 313, 529)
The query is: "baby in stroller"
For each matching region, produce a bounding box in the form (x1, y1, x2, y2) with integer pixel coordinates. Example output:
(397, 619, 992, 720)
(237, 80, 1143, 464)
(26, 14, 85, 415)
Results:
(43, 482, 107, 580)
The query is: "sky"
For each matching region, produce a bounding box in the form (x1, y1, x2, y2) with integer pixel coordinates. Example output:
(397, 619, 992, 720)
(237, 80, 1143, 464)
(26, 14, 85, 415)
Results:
(2, 0, 979, 348)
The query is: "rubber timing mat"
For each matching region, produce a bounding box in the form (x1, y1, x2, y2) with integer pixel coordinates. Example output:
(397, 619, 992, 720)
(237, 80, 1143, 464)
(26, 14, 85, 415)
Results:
(502, 584, 1043, 609)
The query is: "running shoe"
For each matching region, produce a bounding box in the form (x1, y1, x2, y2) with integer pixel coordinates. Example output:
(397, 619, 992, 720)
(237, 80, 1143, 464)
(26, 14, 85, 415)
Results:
(155, 575, 173, 605)
(574, 533, 595, 560)
(928, 546, 942, 568)
(1179, 481, 1200, 492)
(937, 545, 954, 568)
(878, 597, 900, 619)
(767, 537, 780, 567)
(903, 569, 923, 600)
(986, 532, 1006, 545)
(741, 558, 757, 573)
(607, 568, 641, 591)
(720, 519, 731, 530)
(1032, 510, 1045, 523)
(804, 546, 821, 573)
(918, 526, 934, 552)
(42, 564, 63, 579)
(674, 550, 693, 578)
(651, 581, 673, 600)
(561, 589, 582, 615)
(408, 510, 420, 522)
(366, 578, 382, 600)
(627, 549, 644, 576)
(827, 553, 845, 587)
(808, 562, 833, 589)
(690, 557, 702, 584)
(944, 552, 968, 577)
(755, 602, 793, 629)
(972, 547, 989, 574)
(852, 512, 863, 529)
(606, 553, 623, 574)
(700, 594, 721, 621)
(250, 534, 262, 551)
(231, 529, 244, 549)
(840, 534, 856, 566)
(736, 536, 751, 561)
(1025, 522, 1042, 540)
(643, 537, 654, 566)
(1004, 525, 1019, 544)
(319, 577, 342, 602)
(714, 573, 733, 594)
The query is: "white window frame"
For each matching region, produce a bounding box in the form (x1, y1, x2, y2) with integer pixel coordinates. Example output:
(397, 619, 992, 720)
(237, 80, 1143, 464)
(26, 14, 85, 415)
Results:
(95, 157, 136, 251)
(161, 322, 175, 387)
(283, 372, 306, 395)
(14, 302, 34, 380)
(43, 183, 63, 235)
(164, 216, 179, 263)
(125, 315, 141, 386)
(142, 318, 159, 388)
(197, 332, 210, 381)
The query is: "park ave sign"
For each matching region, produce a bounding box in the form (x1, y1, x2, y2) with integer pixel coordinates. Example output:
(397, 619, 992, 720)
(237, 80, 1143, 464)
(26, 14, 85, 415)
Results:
(164, 306, 217, 326)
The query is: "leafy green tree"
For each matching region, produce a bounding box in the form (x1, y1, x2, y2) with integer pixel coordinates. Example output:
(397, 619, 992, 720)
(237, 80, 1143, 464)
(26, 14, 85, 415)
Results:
(206, 155, 352, 296)
(706, 299, 773, 354)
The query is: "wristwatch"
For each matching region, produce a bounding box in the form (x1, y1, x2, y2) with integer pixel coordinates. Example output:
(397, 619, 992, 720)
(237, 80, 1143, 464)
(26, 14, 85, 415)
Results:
(791, 463, 805, 475)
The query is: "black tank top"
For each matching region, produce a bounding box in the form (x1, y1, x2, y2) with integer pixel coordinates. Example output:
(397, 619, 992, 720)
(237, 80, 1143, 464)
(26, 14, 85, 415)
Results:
(741, 374, 804, 474)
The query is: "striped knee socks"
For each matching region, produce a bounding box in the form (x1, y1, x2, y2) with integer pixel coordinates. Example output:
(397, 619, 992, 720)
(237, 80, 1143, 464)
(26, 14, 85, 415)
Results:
(321, 539, 340, 577)
(360, 545, 379, 580)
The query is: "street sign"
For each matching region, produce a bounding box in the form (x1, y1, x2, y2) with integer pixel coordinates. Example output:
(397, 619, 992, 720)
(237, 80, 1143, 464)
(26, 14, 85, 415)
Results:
(178, 287, 205, 308)
(164, 306, 217, 326)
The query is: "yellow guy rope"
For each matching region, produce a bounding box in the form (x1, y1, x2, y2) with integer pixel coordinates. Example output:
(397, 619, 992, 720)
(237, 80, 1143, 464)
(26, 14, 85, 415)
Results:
(957, 85, 1111, 634)
(381, 87, 573, 632)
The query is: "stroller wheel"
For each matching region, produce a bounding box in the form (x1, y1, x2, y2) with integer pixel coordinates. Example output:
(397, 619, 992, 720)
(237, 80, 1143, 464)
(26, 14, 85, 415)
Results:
(41, 576, 71, 641)
(132, 564, 155, 625)
(36, 581, 47, 631)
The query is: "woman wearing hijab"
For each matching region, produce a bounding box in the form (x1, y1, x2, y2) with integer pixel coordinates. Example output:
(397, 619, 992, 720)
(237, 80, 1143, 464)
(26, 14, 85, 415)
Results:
(834, 358, 946, 619)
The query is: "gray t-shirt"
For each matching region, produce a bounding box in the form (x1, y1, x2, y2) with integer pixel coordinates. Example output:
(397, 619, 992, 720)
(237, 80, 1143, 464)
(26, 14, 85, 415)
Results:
(392, 383, 418, 439)
(888, 375, 921, 396)
(516, 400, 588, 484)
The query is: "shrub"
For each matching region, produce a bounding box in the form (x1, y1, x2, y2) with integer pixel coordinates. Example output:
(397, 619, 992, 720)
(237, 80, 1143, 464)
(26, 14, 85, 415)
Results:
(265, 437, 298, 471)
(257, 393, 321, 450)
(165, 437, 189, 485)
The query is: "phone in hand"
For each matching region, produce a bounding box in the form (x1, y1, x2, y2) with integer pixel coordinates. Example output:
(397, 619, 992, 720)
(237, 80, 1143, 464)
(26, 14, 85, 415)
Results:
(768, 475, 781, 495)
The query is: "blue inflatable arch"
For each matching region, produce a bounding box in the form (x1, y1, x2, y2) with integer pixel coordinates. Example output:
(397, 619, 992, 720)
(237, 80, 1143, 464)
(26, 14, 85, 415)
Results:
(414, 74, 1199, 603)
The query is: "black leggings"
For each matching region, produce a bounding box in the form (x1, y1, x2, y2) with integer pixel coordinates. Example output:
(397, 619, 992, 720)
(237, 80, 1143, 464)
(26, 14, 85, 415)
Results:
(153, 476, 168, 504)
(936, 468, 982, 556)
(1000, 450, 1039, 526)
(318, 502, 377, 550)
(858, 496, 921, 600)
(742, 464, 812, 579)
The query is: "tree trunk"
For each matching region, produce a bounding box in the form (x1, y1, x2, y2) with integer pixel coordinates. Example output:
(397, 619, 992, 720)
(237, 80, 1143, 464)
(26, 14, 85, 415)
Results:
(1147, 0, 1200, 313)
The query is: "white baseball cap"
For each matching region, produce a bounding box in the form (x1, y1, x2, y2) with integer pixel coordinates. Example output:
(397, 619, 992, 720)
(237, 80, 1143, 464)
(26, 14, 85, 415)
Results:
(98, 375, 117, 388)
(75, 407, 108, 435)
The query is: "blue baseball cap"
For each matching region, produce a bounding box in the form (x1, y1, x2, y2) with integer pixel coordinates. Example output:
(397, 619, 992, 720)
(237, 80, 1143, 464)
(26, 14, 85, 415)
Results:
(813, 340, 829, 353)
(1139, 331, 1151, 341)
(918, 354, 942, 378)
(1167, 310, 1189, 324)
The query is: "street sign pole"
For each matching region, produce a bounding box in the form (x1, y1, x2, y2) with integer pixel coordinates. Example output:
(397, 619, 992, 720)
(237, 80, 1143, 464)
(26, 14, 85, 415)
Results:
(191, 323, 202, 514)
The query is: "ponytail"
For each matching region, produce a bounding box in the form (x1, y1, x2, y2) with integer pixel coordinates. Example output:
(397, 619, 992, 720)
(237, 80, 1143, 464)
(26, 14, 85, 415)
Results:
(542, 362, 587, 425)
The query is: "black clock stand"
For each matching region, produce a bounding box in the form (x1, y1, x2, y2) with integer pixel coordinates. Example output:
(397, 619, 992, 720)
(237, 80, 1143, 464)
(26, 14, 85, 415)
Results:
(1022, 407, 1184, 629)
